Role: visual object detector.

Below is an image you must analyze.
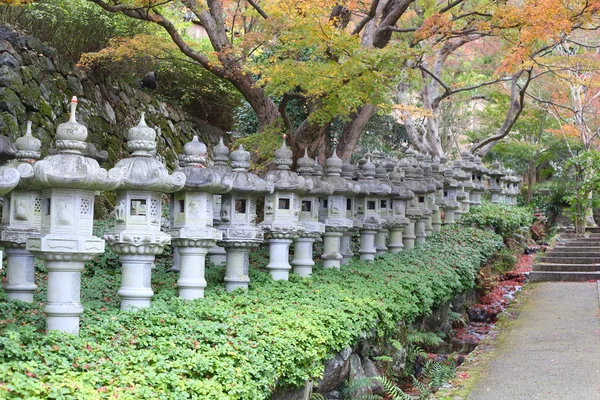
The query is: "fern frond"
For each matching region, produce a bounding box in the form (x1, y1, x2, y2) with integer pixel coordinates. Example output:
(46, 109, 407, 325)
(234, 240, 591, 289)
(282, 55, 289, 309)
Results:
(374, 376, 412, 400)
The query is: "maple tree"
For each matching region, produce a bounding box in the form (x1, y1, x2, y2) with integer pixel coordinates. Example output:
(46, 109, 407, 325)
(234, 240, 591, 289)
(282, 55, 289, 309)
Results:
(13, 0, 600, 160)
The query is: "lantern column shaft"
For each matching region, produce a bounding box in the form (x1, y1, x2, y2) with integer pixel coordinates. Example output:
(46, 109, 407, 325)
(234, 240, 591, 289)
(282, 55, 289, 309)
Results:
(340, 231, 354, 265)
(44, 260, 85, 334)
(4, 247, 36, 302)
(224, 247, 251, 291)
(388, 228, 404, 254)
(375, 228, 388, 255)
(118, 254, 155, 311)
(178, 246, 208, 299)
(322, 231, 343, 269)
(291, 237, 315, 277)
(266, 238, 293, 280)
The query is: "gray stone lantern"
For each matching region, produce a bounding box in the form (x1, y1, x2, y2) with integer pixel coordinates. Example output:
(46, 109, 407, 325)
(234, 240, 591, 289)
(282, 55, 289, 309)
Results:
(208, 138, 231, 266)
(169, 136, 233, 299)
(292, 152, 332, 277)
(218, 146, 273, 291)
(422, 164, 439, 236)
(340, 161, 359, 265)
(106, 114, 185, 311)
(319, 149, 359, 269)
(399, 151, 425, 249)
(470, 156, 486, 206)
(441, 164, 461, 224)
(26, 97, 121, 334)
(488, 161, 504, 203)
(460, 151, 474, 214)
(0, 122, 41, 303)
(429, 157, 444, 233)
(387, 165, 412, 253)
(452, 160, 468, 221)
(260, 139, 308, 281)
(355, 159, 391, 261)
(374, 161, 392, 255)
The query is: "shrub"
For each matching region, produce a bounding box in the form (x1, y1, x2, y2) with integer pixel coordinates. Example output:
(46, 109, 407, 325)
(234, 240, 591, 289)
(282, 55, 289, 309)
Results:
(461, 202, 533, 238)
(0, 226, 502, 399)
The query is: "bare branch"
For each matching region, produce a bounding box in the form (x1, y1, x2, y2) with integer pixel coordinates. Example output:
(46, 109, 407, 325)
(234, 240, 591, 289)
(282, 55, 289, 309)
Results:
(246, 0, 268, 19)
(471, 70, 533, 154)
(440, 0, 466, 13)
(384, 26, 417, 33)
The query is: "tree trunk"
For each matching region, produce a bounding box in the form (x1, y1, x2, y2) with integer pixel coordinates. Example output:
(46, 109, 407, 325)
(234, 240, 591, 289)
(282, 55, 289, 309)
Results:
(337, 104, 377, 161)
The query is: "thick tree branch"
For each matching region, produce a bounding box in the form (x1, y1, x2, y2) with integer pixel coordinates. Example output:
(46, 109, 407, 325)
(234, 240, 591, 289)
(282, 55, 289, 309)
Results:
(373, 0, 417, 48)
(352, 0, 380, 35)
(88, 0, 221, 74)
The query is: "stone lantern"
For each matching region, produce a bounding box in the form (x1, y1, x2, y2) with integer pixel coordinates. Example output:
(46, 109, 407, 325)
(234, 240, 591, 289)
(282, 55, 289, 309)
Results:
(207, 138, 231, 266)
(399, 152, 425, 249)
(169, 136, 233, 299)
(441, 163, 461, 224)
(387, 165, 412, 253)
(260, 139, 308, 281)
(355, 159, 391, 261)
(460, 151, 474, 214)
(470, 155, 486, 206)
(340, 161, 358, 265)
(488, 161, 504, 203)
(292, 152, 332, 277)
(106, 114, 185, 311)
(452, 160, 468, 221)
(26, 97, 121, 334)
(319, 149, 359, 269)
(1, 122, 41, 302)
(422, 163, 439, 236)
(374, 161, 392, 255)
(218, 146, 273, 291)
(429, 157, 444, 233)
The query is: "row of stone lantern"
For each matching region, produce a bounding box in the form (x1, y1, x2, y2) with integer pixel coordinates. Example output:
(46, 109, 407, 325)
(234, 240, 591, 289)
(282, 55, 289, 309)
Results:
(0, 99, 522, 335)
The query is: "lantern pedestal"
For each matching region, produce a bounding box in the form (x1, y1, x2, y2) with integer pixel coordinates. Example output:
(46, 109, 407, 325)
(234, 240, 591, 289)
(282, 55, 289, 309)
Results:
(222, 243, 252, 291)
(174, 239, 213, 300)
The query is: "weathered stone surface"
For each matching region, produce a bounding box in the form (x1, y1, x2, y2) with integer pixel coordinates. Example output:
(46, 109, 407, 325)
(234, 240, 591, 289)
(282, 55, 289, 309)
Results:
(0, 65, 23, 93)
(0, 24, 222, 172)
(270, 381, 313, 400)
(314, 346, 352, 392)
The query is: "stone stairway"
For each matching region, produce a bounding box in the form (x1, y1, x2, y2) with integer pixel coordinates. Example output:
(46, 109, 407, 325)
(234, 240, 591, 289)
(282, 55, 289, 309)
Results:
(529, 229, 600, 281)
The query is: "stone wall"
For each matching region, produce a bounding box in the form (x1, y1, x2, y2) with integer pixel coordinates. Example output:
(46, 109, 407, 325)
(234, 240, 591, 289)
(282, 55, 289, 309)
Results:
(0, 24, 223, 168)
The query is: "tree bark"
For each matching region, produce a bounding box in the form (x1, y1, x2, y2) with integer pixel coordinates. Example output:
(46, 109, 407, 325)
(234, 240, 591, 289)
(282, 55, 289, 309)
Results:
(337, 104, 377, 160)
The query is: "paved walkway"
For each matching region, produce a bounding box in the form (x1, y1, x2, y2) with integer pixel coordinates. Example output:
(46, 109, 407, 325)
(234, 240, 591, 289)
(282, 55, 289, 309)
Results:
(467, 282, 600, 400)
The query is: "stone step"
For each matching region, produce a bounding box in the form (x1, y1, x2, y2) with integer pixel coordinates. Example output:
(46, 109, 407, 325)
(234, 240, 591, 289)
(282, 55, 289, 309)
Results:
(551, 246, 600, 253)
(585, 227, 600, 233)
(537, 256, 600, 264)
(555, 241, 600, 247)
(529, 271, 600, 282)
(533, 263, 600, 272)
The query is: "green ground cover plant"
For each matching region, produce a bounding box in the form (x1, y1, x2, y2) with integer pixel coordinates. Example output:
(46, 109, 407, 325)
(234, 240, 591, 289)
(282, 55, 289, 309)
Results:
(0, 226, 502, 399)
(460, 202, 533, 238)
